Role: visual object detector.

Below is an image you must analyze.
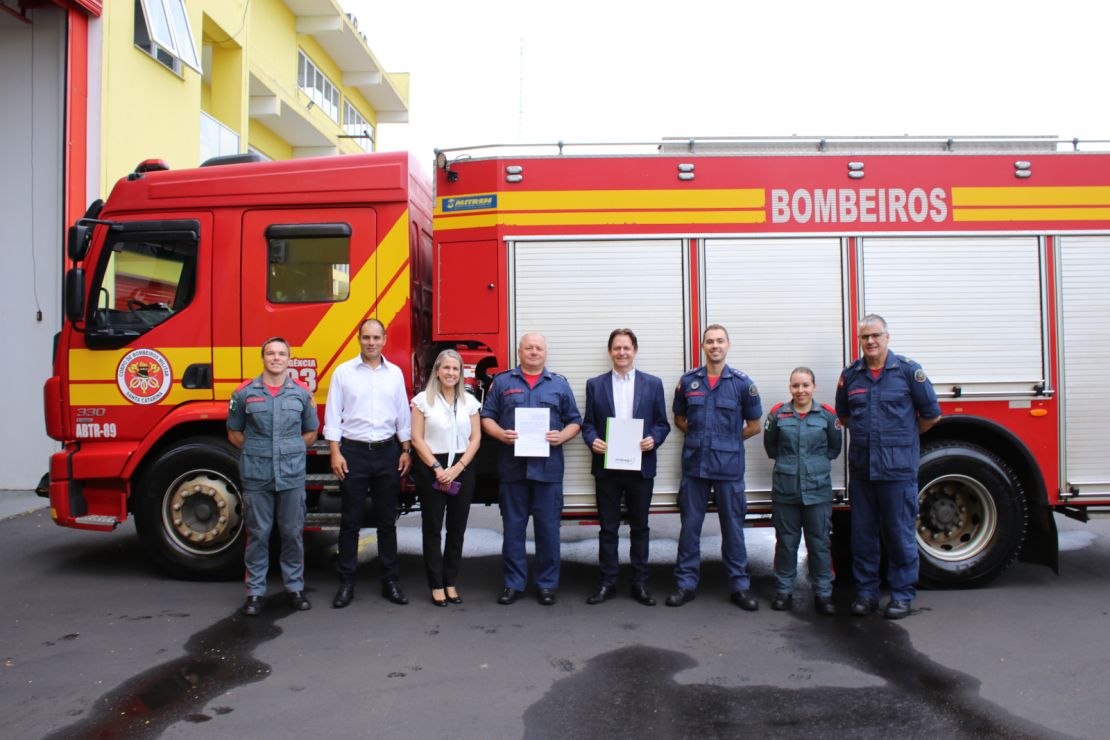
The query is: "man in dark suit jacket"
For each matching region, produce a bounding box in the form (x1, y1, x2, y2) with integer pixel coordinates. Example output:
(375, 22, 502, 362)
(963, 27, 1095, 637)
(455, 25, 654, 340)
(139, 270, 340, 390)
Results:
(581, 328, 671, 606)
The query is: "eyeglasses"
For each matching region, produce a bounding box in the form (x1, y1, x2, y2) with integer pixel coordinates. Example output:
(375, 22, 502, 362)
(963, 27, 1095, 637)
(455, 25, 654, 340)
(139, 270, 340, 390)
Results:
(859, 332, 887, 342)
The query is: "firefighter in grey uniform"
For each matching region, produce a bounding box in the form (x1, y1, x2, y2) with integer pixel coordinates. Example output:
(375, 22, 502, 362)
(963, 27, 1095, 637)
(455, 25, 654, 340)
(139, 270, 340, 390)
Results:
(227, 337, 319, 616)
(763, 367, 842, 615)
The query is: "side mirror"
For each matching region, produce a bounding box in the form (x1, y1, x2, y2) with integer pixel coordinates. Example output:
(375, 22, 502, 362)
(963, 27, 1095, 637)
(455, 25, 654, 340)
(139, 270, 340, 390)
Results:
(67, 223, 92, 261)
(65, 268, 85, 322)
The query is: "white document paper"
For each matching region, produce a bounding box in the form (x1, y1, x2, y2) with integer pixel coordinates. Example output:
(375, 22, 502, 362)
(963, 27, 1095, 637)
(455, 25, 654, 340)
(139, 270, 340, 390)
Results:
(604, 417, 643, 471)
(514, 407, 551, 457)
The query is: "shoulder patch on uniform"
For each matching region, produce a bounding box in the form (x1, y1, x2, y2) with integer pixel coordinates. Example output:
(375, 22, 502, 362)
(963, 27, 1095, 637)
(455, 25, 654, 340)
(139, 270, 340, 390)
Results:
(837, 375, 846, 387)
(749, 383, 759, 396)
(914, 368, 927, 383)
(763, 415, 774, 430)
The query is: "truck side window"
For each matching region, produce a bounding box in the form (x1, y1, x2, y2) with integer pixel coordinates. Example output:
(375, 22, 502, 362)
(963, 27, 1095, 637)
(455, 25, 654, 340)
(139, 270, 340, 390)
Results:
(266, 223, 351, 303)
(86, 224, 198, 347)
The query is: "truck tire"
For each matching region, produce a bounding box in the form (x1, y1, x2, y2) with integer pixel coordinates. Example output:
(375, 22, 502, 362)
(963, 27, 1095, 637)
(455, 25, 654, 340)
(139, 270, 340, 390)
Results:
(916, 442, 1028, 588)
(133, 437, 244, 580)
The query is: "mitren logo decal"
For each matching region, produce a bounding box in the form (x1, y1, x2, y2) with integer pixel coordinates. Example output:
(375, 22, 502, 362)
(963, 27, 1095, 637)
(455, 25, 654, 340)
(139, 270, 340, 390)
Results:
(442, 194, 497, 212)
(116, 348, 173, 404)
(770, 187, 948, 225)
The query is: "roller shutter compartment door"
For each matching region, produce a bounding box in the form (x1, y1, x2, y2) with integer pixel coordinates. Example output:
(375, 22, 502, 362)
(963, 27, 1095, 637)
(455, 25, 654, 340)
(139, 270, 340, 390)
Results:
(861, 236, 1044, 397)
(1059, 236, 1110, 495)
(703, 238, 846, 499)
(512, 240, 687, 509)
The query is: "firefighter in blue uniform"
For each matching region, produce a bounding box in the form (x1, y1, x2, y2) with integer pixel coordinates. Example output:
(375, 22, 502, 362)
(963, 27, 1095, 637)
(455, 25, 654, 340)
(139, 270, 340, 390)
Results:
(835, 314, 941, 620)
(227, 337, 319, 616)
(667, 324, 763, 610)
(481, 332, 582, 606)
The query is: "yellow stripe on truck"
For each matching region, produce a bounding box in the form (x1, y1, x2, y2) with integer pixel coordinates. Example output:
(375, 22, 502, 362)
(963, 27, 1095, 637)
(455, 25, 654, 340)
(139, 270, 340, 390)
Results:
(951, 186, 1110, 207)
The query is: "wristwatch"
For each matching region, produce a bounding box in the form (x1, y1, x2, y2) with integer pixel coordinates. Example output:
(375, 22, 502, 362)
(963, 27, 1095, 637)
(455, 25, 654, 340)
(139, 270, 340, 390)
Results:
(431, 460, 443, 469)
(401, 447, 412, 456)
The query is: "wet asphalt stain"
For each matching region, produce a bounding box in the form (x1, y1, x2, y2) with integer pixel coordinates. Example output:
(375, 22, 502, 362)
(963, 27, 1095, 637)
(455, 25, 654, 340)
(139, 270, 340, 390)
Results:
(43, 594, 296, 739)
(523, 609, 1070, 740)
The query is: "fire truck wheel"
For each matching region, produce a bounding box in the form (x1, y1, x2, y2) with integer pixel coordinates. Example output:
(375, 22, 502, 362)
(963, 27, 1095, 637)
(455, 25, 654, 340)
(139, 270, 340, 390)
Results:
(916, 442, 1028, 589)
(134, 437, 244, 580)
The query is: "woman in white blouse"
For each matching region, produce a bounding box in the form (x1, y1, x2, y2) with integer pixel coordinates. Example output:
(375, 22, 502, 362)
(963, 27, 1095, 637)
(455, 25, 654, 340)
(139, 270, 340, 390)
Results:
(410, 349, 482, 606)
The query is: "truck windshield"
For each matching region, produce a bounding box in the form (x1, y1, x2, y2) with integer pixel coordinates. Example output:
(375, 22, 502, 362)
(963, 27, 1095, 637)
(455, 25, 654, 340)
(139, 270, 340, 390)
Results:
(86, 228, 198, 346)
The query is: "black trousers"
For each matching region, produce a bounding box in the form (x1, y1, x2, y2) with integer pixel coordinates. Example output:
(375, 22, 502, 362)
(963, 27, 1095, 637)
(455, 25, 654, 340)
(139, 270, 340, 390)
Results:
(595, 471, 655, 587)
(413, 454, 476, 589)
(336, 438, 402, 585)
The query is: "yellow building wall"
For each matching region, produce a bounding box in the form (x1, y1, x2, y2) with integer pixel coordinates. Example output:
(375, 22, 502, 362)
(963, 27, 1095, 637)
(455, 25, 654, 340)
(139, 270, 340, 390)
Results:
(248, 119, 292, 160)
(99, 0, 402, 194)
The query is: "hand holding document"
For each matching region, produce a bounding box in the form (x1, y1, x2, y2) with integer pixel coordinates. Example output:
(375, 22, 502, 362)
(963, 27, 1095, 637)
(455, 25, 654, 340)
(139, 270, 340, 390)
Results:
(604, 417, 643, 471)
(514, 407, 551, 457)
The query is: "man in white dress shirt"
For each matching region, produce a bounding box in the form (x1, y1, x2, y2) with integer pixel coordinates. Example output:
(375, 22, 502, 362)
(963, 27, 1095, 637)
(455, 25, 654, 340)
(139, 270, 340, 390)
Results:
(324, 318, 413, 608)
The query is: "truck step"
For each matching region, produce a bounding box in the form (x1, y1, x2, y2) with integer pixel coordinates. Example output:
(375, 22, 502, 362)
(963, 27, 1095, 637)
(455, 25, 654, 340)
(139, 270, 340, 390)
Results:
(73, 515, 119, 528)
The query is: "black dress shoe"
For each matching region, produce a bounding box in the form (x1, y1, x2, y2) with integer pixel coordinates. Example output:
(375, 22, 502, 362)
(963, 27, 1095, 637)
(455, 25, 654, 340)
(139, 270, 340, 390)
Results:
(630, 584, 656, 606)
(665, 588, 696, 607)
(770, 593, 793, 611)
(431, 590, 448, 607)
(850, 596, 879, 617)
(332, 583, 355, 609)
(286, 591, 312, 611)
(537, 588, 557, 606)
(381, 582, 409, 605)
(883, 599, 912, 620)
(497, 588, 524, 605)
(586, 584, 616, 605)
(730, 590, 759, 611)
(814, 595, 836, 616)
(445, 588, 462, 604)
(242, 595, 263, 617)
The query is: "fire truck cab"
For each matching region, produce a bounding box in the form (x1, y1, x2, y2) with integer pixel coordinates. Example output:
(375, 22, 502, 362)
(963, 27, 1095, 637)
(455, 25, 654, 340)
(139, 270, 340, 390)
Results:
(45, 151, 433, 578)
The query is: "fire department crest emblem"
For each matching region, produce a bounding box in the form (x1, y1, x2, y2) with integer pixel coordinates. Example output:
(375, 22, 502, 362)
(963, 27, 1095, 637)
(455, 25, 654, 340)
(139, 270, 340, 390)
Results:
(116, 349, 173, 405)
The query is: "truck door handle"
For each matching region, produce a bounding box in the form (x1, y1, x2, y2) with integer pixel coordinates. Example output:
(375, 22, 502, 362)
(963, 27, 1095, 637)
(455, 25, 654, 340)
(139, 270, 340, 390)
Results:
(182, 364, 213, 389)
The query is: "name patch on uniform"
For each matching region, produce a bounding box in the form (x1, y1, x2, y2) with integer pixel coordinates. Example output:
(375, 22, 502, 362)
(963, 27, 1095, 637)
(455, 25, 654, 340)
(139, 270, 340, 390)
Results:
(502, 388, 524, 396)
(848, 388, 869, 396)
(685, 391, 706, 398)
(246, 397, 266, 404)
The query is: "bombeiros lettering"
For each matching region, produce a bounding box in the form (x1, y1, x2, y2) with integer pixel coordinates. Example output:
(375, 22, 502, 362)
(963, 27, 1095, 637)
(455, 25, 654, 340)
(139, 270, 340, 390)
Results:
(770, 187, 948, 225)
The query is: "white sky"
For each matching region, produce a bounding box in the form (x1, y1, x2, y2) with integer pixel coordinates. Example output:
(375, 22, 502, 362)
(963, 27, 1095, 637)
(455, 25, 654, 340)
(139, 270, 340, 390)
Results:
(341, 0, 1109, 164)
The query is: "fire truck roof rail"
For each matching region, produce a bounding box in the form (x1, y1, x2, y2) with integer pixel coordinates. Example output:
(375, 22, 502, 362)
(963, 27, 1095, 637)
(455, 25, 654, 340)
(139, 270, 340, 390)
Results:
(434, 135, 1110, 160)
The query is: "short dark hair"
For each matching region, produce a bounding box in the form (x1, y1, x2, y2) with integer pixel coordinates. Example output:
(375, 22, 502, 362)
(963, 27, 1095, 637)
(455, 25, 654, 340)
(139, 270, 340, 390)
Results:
(608, 328, 639, 350)
(703, 323, 730, 342)
(357, 317, 386, 336)
(261, 336, 290, 356)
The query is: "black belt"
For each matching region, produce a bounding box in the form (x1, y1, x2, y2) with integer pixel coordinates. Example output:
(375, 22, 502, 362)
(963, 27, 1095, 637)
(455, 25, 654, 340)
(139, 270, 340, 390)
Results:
(341, 436, 397, 450)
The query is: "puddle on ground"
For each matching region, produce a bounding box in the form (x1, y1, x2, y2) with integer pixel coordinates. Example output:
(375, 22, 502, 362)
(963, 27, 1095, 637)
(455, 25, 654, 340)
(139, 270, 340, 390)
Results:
(44, 594, 295, 739)
(523, 613, 1071, 739)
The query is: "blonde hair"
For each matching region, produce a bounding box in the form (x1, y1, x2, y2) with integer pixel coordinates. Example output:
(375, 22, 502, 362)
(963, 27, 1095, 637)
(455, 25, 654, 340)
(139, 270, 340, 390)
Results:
(424, 349, 464, 409)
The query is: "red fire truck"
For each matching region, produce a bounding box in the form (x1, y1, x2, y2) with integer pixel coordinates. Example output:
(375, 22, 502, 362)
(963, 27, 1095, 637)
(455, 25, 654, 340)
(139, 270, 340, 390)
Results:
(44, 136, 1110, 587)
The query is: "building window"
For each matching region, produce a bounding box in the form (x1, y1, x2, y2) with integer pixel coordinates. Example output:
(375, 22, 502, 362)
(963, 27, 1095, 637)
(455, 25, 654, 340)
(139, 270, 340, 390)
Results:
(134, 0, 201, 75)
(199, 112, 240, 164)
(297, 51, 340, 123)
(343, 100, 375, 152)
(266, 224, 351, 303)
